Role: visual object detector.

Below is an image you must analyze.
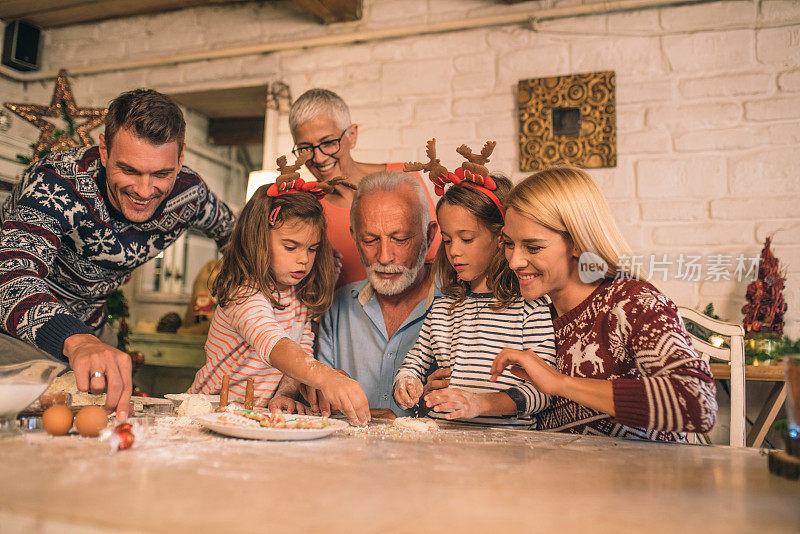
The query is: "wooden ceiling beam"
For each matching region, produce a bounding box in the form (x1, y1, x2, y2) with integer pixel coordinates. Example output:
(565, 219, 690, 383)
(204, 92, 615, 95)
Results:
(0, 0, 251, 28)
(291, 0, 362, 24)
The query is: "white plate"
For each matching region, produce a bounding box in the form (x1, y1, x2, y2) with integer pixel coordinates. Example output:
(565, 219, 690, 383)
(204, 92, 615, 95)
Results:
(164, 393, 220, 409)
(194, 412, 348, 441)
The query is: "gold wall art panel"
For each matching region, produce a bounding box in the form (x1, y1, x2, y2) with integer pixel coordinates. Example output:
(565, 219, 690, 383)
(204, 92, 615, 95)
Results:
(518, 71, 616, 171)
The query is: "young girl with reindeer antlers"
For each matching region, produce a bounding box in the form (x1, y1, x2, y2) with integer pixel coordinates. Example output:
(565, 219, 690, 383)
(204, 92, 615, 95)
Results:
(188, 154, 370, 425)
(393, 140, 556, 428)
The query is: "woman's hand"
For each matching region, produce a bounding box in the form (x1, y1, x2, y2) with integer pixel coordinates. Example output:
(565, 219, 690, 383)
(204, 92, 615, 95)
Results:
(268, 394, 310, 415)
(422, 368, 451, 395)
(393, 376, 423, 409)
(491, 348, 565, 397)
(424, 387, 486, 420)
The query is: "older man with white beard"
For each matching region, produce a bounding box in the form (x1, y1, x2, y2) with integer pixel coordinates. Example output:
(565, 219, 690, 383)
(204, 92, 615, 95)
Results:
(311, 170, 439, 416)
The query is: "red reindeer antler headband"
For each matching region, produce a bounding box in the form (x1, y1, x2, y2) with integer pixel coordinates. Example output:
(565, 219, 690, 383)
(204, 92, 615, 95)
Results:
(266, 153, 356, 226)
(267, 153, 356, 200)
(405, 139, 504, 217)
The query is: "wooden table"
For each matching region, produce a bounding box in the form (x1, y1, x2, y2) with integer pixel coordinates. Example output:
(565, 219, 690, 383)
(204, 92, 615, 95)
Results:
(710, 363, 787, 447)
(0, 418, 798, 533)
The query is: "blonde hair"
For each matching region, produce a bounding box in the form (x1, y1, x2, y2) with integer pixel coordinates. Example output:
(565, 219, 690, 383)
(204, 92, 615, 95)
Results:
(506, 166, 632, 279)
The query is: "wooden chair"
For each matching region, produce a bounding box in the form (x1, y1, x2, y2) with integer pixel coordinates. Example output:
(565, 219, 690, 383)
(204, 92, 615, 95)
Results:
(677, 306, 746, 447)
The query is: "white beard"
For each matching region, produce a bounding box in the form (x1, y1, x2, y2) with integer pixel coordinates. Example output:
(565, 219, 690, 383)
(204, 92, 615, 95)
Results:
(365, 243, 427, 296)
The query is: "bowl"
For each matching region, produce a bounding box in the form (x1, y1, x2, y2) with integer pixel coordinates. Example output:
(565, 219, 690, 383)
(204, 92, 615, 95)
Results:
(0, 334, 66, 438)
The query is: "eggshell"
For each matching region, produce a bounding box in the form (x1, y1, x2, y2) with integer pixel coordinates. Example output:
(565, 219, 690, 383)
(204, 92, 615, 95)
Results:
(42, 405, 74, 436)
(75, 406, 108, 437)
(38, 391, 72, 410)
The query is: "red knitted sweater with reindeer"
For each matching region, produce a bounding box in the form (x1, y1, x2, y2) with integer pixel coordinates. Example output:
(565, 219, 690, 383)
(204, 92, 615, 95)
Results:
(539, 278, 717, 441)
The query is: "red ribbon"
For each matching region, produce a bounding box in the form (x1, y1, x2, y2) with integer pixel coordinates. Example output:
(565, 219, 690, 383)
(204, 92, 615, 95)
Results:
(266, 178, 326, 199)
(431, 167, 504, 217)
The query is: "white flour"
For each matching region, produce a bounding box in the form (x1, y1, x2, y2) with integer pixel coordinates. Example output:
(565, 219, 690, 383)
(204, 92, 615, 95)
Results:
(0, 383, 48, 416)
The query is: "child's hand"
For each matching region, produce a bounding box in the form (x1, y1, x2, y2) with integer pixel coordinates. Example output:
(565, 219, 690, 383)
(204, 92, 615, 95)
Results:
(422, 368, 451, 395)
(491, 348, 564, 396)
(299, 368, 350, 416)
(424, 387, 484, 420)
(268, 394, 310, 415)
(393, 376, 423, 409)
(320, 372, 370, 426)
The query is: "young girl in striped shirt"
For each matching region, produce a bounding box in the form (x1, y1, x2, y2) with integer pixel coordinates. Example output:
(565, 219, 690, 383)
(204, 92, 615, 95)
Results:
(393, 140, 556, 428)
(188, 170, 370, 425)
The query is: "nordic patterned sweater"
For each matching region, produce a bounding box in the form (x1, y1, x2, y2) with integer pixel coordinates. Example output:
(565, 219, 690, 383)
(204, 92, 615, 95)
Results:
(395, 293, 556, 428)
(0, 146, 235, 360)
(538, 277, 717, 441)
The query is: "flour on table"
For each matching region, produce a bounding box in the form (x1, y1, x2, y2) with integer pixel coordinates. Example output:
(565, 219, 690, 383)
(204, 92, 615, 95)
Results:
(177, 396, 213, 416)
(44, 371, 106, 406)
(393, 417, 440, 433)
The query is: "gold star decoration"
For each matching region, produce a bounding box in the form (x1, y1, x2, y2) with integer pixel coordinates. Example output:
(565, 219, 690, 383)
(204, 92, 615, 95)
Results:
(3, 69, 107, 163)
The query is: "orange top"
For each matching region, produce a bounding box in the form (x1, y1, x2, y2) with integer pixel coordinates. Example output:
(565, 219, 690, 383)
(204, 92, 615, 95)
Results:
(322, 163, 441, 288)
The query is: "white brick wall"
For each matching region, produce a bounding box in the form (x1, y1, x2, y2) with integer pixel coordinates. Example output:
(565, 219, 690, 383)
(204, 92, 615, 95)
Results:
(2, 0, 799, 340)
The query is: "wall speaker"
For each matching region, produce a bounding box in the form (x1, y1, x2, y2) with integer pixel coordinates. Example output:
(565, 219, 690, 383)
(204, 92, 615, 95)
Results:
(2, 21, 41, 72)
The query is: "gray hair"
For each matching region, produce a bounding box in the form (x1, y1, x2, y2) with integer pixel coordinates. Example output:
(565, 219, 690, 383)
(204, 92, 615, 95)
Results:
(350, 171, 431, 236)
(289, 88, 351, 136)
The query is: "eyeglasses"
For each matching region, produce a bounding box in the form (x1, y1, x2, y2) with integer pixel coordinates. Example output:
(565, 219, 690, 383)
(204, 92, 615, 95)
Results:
(292, 127, 350, 158)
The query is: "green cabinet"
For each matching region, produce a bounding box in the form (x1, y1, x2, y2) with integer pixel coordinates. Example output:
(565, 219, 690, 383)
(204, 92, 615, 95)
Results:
(130, 333, 207, 397)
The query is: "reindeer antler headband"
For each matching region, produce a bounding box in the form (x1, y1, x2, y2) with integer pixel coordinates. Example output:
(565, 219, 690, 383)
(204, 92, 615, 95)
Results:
(266, 153, 357, 225)
(404, 139, 504, 217)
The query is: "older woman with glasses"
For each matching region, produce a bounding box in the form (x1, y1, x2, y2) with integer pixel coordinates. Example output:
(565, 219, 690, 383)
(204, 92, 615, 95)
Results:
(289, 88, 441, 287)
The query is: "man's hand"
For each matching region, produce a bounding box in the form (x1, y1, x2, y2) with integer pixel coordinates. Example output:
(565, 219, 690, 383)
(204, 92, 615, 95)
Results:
(298, 382, 323, 414)
(333, 249, 343, 281)
(424, 387, 486, 420)
(393, 376, 423, 409)
(62, 333, 132, 422)
(490, 348, 564, 397)
(422, 368, 451, 395)
(270, 375, 309, 414)
(268, 394, 310, 415)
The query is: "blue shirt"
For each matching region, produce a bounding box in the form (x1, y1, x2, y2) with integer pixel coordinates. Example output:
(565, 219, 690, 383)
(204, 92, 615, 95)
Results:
(316, 278, 438, 416)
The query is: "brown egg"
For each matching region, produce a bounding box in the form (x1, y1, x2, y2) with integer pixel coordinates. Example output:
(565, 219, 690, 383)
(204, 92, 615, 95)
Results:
(75, 406, 109, 437)
(42, 405, 74, 436)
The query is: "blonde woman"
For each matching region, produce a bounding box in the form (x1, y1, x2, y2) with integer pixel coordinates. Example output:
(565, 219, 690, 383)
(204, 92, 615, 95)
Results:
(490, 166, 717, 441)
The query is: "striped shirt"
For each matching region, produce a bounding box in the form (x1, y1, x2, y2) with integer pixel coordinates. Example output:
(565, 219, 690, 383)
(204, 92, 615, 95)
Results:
(395, 292, 556, 428)
(188, 286, 313, 407)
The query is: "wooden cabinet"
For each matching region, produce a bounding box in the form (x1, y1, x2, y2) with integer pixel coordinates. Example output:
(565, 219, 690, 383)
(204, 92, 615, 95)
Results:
(130, 333, 207, 397)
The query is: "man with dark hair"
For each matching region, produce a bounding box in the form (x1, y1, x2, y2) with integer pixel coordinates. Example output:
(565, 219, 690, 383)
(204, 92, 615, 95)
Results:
(0, 89, 235, 420)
